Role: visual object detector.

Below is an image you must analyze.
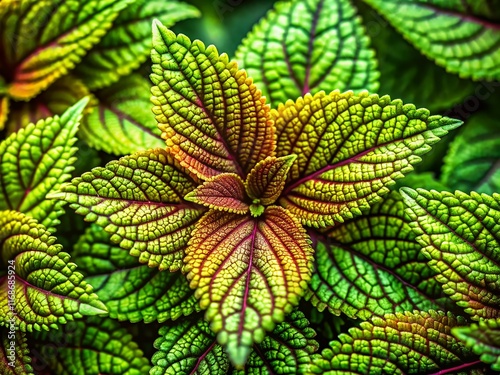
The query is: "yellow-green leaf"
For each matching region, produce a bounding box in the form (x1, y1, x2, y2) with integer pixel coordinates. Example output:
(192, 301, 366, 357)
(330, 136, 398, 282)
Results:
(0, 328, 33, 374)
(150, 22, 275, 180)
(184, 207, 313, 366)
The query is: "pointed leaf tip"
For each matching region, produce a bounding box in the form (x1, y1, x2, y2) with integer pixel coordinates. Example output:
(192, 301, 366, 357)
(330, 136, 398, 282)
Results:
(79, 301, 108, 316)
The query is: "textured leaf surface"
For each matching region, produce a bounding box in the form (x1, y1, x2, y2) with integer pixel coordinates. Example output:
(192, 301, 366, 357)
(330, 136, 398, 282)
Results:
(0, 328, 33, 374)
(246, 155, 296, 206)
(275, 91, 462, 228)
(73, 225, 199, 323)
(151, 315, 229, 375)
(306, 191, 443, 319)
(363, 0, 500, 81)
(54, 149, 204, 271)
(79, 74, 164, 155)
(0, 211, 106, 332)
(184, 207, 314, 366)
(402, 188, 500, 320)
(0, 0, 129, 100)
(185, 173, 249, 214)
(454, 318, 500, 371)
(0, 98, 87, 229)
(151, 22, 275, 180)
(310, 311, 478, 374)
(235, 0, 379, 106)
(31, 317, 150, 375)
(75, 0, 199, 90)
(442, 112, 500, 195)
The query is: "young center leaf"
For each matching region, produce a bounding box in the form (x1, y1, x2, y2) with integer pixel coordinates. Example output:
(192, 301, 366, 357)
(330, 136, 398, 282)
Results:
(311, 310, 482, 374)
(73, 225, 199, 323)
(362, 0, 500, 81)
(184, 207, 314, 366)
(0, 211, 106, 332)
(402, 188, 500, 320)
(235, 0, 379, 107)
(0, 98, 88, 229)
(275, 90, 462, 228)
(0, 328, 33, 375)
(150, 21, 275, 180)
(306, 191, 445, 320)
(0, 0, 130, 100)
(51, 149, 204, 271)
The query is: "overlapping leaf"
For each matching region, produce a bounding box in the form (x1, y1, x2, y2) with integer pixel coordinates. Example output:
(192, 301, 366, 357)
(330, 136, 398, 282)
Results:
(0, 0, 130, 100)
(306, 191, 444, 320)
(79, 74, 164, 155)
(0, 98, 87, 229)
(235, 0, 379, 107)
(73, 225, 199, 323)
(53, 148, 204, 271)
(311, 310, 481, 374)
(150, 22, 275, 180)
(0, 328, 33, 375)
(184, 207, 313, 366)
(75, 0, 199, 90)
(442, 112, 500, 195)
(30, 317, 150, 375)
(274, 90, 462, 228)
(453, 318, 500, 371)
(362, 0, 500, 81)
(0, 211, 106, 332)
(402, 188, 500, 320)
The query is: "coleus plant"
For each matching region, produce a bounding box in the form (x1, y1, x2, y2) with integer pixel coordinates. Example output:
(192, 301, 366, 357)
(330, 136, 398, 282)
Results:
(1, 0, 500, 374)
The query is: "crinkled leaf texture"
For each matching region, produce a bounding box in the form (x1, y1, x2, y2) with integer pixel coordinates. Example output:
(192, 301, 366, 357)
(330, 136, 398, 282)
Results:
(402, 188, 500, 320)
(73, 225, 199, 323)
(0, 328, 33, 374)
(0, 98, 87, 229)
(453, 318, 500, 371)
(275, 90, 462, 228)
(310, 310, 480, 374)
(79, 74, 165, 155)
(0, 0, 130, 99)
(30, 317, 150, 375)
(306, 191, 444, 319)
(53, 148, 204, 271)
(151, 310, 317, 375)
(362, 0, 500, 81)
(0, 211, 106, 332)
(150, 21, 275, 180)
(75, 0, 199, 90)
(184, 207, 314, 366)
(235, 0, 379, 107)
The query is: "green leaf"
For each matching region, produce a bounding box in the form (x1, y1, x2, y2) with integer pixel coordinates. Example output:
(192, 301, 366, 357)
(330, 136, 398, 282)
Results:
(150, 22, 275, 180)
(442, 112, 500, 195)
(184, 173, 249, 215)
(402, 188, 500, 320)
(233, 310, 318, 375)
(0, 98, 87, 229)
(0, 210, 106, 332)
(0, 328, 33, 374)
(184, 207, 314, 366)
(306, 191, 444, 320)
(30, 317, 150, 375)
(235, 0, 379, 107)
(395, 171, 449, 192)
(310, 310, 478, 374)
(453, 318, 500, 371)
(79, 74, 164, 155)
(0, 0, 130, 100)
(75, 0, 199, 90)
(275, 91, 462, 228)
(73, 225, 200, 323)
(245, 155, 297, 206)
(52, 148, 204, 271)
(151, 315, 229, 375)
(362, 0, 500, 81)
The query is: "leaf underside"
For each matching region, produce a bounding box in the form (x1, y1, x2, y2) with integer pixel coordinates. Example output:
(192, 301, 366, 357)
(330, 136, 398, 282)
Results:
(402, 188, 500, 320)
